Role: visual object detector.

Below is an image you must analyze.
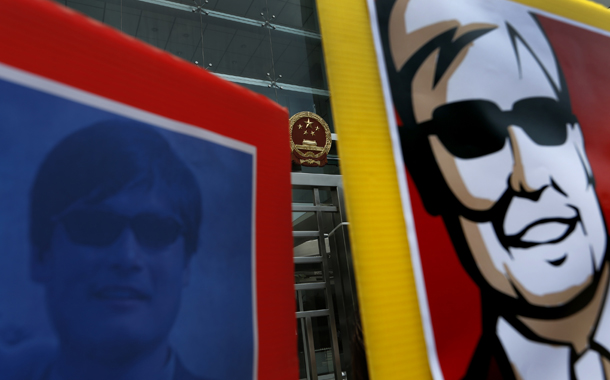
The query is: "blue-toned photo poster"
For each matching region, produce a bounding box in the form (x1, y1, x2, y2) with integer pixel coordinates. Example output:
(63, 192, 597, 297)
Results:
(0, 68, 255, 380)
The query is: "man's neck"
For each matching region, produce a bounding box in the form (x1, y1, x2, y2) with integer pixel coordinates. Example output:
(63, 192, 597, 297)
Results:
(51, 341, 172, 380)
(516, 263, 610, 355)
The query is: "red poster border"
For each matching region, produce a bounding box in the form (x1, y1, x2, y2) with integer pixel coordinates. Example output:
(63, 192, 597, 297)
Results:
(0, 1, 297, 379)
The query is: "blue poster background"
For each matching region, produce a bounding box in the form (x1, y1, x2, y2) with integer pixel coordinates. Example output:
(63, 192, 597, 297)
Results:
(0, 78, 254, 380)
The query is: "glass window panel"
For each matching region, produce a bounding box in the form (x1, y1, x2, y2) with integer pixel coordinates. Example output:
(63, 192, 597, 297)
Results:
(293, 211, 318, 231)
(164, 18, 203, 62)
(295, 263, 324, 284)
(284, 91, 321, 118)
(176, 0, 320, 33)
(314, 94, 333, 131)
(62, 0, 275, 76)
(296, 314, 337, 378)
(270, 31, 326, 90)
(272, 0, 319, 33)
(57, 0, 328, 87)
(311, 316, 334, 376)
(301, 1, 320, 32)
(103, 3, 142, 36)
(297, 315, 337, 379)
(317, 190, 333, 206)
(208, 23, 272, 78)
(318, 212, 335, 235)
(292, 188, 314, 204)
(213, 0, 255, 17)
(296, 289, 327, 311)
(67, 0, 105, 21)
(330, 291, 346, 356)
(136, 11, 175, 49)
(275, 1, 314, 30)
(294, 237, 321, 257)
(296, 319, 309, 380)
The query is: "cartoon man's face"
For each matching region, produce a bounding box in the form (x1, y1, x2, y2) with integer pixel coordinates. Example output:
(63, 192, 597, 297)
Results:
(32, 184, 190, 355)
(389, 0, 608, 308)
(428, 94, 607, 308)
(410, 19, 607, 308)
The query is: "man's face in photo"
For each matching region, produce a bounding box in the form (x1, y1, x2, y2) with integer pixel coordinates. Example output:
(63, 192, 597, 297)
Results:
(33, 184, 190, 356)
(412, 21, 608, 308)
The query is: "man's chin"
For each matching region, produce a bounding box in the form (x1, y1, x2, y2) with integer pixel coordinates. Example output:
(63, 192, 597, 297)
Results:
(513, 277, 593, 309)
(488, 262, 607, 319)
(67, 332, 164, 364)
(504, 261, 595, 309)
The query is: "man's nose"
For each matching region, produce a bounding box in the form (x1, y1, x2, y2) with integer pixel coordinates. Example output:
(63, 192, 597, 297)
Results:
(109, 228, 144, 272)
(508, 126, 551, 195)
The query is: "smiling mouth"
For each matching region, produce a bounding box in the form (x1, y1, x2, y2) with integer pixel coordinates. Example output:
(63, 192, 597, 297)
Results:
(548, 254, 567, 266)
(501, 215, 580, 249)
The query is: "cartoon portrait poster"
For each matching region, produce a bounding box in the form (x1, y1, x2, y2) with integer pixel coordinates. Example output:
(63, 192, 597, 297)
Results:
(369, 0, 610, 379)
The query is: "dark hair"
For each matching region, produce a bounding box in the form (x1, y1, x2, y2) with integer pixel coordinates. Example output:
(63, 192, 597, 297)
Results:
(30, 120, 202, 256)
(375, 1, 572, 215)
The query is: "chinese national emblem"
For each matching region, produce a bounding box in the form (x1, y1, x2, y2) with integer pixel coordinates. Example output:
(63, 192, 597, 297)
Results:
(289, 112, 332, 167)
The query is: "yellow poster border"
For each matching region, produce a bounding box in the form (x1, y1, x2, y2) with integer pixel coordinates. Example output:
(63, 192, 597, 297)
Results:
(315, 0, 610, 379)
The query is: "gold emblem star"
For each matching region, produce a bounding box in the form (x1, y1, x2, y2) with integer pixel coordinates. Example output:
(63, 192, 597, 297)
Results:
(315, 126, 319, 131)
(304, 130, 309, 135)
(305, 118, 313, 129)
(298, 124, 303, 129)
(311, 131, 316, 136)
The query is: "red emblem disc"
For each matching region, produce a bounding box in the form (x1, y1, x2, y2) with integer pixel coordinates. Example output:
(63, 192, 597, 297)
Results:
(289, 112, 332, 167)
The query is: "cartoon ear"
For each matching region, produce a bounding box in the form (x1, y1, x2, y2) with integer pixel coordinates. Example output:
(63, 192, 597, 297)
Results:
(30, 247, 52, 283)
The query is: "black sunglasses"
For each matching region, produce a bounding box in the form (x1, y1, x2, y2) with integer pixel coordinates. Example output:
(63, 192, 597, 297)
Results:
(419, 97, 577, 159)
(56, 209, 183, 250)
